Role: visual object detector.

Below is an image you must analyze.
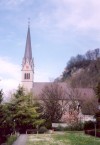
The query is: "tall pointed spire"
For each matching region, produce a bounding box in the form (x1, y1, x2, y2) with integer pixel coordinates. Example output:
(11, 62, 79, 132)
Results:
(24, 20, 32, 61)
(22, 21, 34, 92)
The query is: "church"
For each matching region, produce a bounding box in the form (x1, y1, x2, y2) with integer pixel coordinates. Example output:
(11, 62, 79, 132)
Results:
(21, 24, 97, 124)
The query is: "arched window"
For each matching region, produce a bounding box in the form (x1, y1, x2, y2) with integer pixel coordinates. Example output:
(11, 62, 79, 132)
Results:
(26, 73, 28, 79)
(28, 73, 30, 79)
(24, 73, 30, 79)
(26, 73, 30, 79)
(24, 73, 26, 79)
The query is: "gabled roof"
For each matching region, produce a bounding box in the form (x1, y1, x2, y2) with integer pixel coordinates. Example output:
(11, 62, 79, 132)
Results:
(32, 82, 94, 100)
(32, 82, 68, 98)
(24, 25, 32, 60)
(32, 82, 98, 115)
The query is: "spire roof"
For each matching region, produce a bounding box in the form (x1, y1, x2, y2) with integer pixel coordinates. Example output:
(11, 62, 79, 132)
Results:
(24, 25, 32, 60)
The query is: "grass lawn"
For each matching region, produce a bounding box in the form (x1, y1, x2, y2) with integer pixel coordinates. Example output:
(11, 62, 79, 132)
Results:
(27, 131, 100, 145)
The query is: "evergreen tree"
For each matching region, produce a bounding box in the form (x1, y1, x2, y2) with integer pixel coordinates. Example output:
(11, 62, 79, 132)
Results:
(0, 89, 3, 104)
(8, 86, 45, 133)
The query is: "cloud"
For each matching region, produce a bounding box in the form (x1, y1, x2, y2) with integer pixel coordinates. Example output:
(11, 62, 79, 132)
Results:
(0, 0, 33, 11)
(34, 0, 100, 33)
(0, 57, 21, 93)
(1, 0, 100, 33)
(0, 0, 25, 7)
(53, 0, 100, 31)
(2, 0, 100, 34)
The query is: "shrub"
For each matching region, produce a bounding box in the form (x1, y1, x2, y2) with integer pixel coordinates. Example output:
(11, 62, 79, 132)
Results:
(0, 135, 7, 144)
(45, 121, 52, 129)
(54, 125, 64, 131)
(38, 126, 48, 134)
(26, 129, 37, 134)
(53, 122, 84, 131)
(72, 122, 84, 131)
(84, 121, 94, 130)
(85, 129, 100, 137)
(64, 122, 84, 131)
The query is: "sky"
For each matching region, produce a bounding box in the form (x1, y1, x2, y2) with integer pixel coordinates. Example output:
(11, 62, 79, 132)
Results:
(0, 0, 100, 95)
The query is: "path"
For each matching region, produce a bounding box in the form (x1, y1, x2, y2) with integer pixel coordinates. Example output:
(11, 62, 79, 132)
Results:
(12, 134, 28, 145)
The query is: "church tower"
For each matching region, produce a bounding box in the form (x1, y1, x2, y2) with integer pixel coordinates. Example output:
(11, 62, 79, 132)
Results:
(21, 23, 34, 92)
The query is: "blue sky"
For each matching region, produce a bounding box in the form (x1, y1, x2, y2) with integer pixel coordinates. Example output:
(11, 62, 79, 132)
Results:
(0, 0, 100, 94)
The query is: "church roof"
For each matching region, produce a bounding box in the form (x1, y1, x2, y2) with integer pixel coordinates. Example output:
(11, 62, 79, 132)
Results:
(32, 82, 67, 97)
(32, 82, 98, 115)
(32, 82, 94, 99)
(24, 25, 32, 60)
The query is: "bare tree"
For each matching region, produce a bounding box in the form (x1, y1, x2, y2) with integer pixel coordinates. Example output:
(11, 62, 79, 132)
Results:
(40, 83, 67, 123)
(63, 88, 82, 125)
(65, 88, 98, 125)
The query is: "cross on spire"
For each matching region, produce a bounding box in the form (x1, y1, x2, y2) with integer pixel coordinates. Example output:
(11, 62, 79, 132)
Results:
(28, 18, 30, 27)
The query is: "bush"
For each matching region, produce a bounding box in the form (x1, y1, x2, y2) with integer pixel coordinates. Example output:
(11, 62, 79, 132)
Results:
(53, 122, 84, 131)
(0, 135, 7, 144)
(85, 129, 100, 137)
(26, 129, 37, 134)
(45, 121, 52, 129)
(38, 126, 48, 134)
(84, 121, 94, 130)
(53, 125, 64, 131)
(64, 122, 84, 131)
(6, 135, 17, 145)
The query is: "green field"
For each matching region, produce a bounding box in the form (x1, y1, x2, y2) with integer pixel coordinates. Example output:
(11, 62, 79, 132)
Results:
(27, 132, 100, 145)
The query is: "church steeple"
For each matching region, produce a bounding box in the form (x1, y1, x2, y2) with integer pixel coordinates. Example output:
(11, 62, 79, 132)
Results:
(21, 23, 34, 92)
(24, 24, 32, 61)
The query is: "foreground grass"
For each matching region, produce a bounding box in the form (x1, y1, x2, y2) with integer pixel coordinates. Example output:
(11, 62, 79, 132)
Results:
(27, 132, 100, 145)
(6, 135, 17, 145)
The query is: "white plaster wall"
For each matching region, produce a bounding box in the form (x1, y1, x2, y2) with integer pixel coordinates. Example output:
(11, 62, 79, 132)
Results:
(22, 81, 33, 92)
(21, 62, 34, 92)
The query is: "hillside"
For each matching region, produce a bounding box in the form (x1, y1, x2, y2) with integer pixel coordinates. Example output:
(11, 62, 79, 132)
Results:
(55, 48, 100, 88)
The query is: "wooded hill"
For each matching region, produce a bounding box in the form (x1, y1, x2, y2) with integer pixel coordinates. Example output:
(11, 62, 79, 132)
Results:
(56, 48, 100, 88)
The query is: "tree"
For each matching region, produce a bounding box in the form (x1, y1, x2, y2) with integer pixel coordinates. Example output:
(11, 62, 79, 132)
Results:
(40, 83, 67, 124)
(95, 82, 100, 103)
(94, 48, 100, 59)
(0, 89, 3, 104)
(3, 86, 45, 133)
(56, 48, 100, 87)
(65, 88, 98, 126)
(0, 89, 5, 136)
(63, 88, 82, 125)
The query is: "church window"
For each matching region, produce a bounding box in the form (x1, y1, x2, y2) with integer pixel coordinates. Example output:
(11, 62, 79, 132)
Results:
(27, 73, 30, 79)
(24, 73, 26, 79)
(24, 73, 30, 79)
(28, 73, 30, 79)
(26, 73, 28, 79)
